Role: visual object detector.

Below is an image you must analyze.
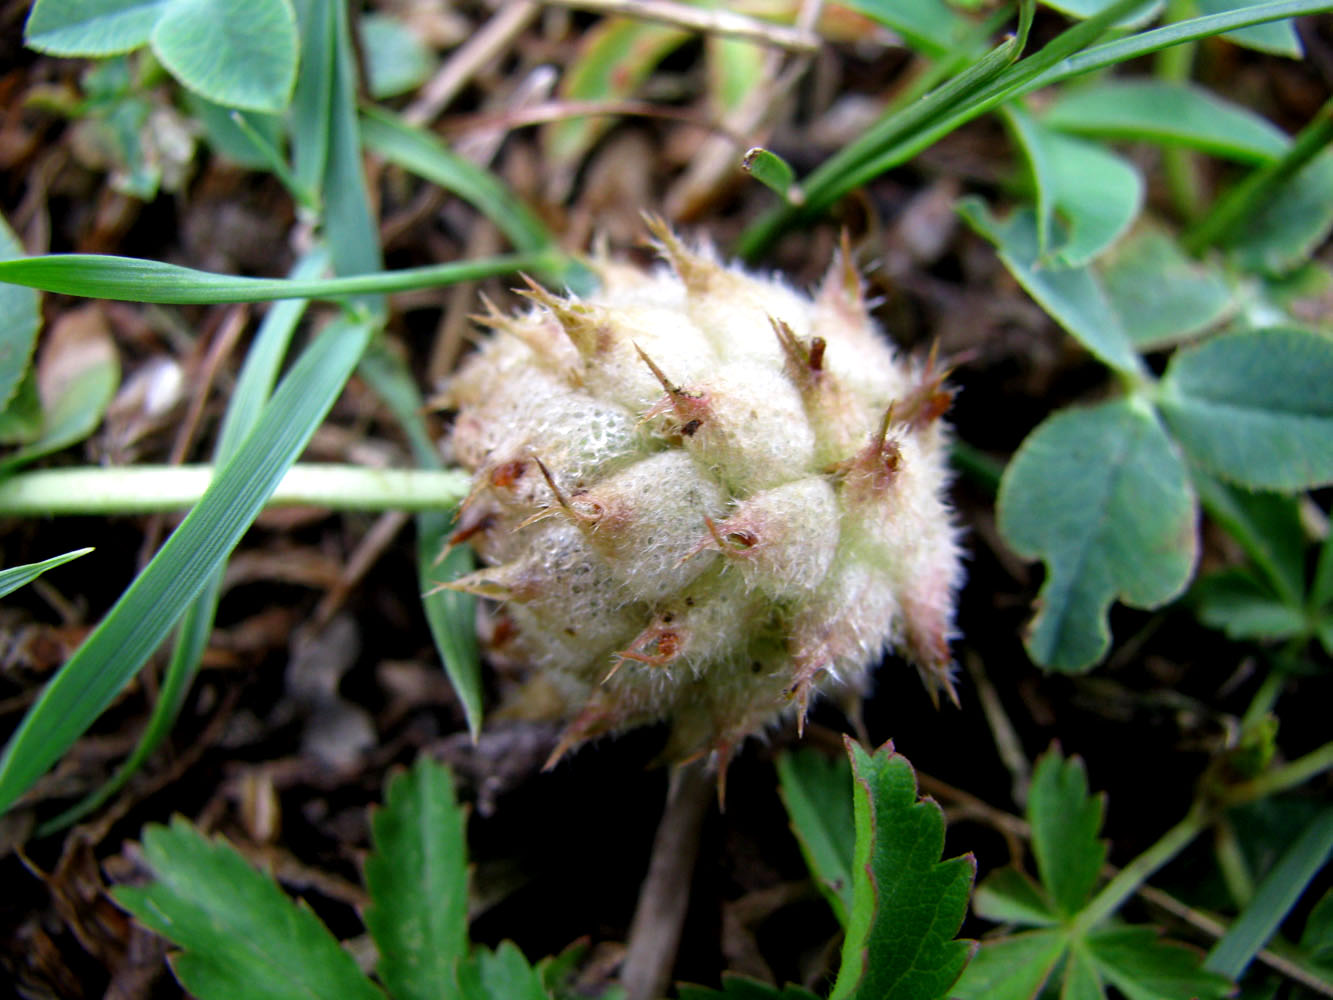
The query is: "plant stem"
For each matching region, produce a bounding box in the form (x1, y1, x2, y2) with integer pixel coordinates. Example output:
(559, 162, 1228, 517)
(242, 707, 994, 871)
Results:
(1072, 799, 1212, 935)
(1222, 741, 1333, 807)
(0, 464, 471, 516)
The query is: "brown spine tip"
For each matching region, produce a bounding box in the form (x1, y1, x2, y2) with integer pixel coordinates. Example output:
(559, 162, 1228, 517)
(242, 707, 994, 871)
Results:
(516, 275, 607, 356)
(898, 342, 957, 429)
(636, 343, 710, 430)
(817, 229, 868, 318)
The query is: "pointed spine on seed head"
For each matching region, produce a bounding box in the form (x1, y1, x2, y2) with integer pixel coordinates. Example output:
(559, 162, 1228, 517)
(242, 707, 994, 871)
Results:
(524, 456, 602, 528)
(817, 229, 868, 320)
(635, 343, 709, 433)
(642, 212, 718, 295)
(772, 316, 826, 388)
(516, 275, 612, 358)
(834, 405, 903, 501)
(898, 341, 957, 430)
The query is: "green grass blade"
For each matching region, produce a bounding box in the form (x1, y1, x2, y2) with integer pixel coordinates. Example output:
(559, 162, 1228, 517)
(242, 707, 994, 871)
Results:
(0, 251, 562, 303)
(360, 107, 552, 254)
(0, 548, 94, 599)
(35, 251, 329, 834)
(0, 315, 375, 817)
(357, 341, 484, 739)
(1205, 806, 1333, 978)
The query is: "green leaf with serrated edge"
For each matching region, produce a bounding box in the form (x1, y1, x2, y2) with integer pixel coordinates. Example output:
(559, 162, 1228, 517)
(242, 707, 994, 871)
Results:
(957, 199, 1142, 376)
(1198, 0, 1302, 55)
(1044, 80, 1290, 162)
(1006, 107, 1143, 268)
(24, 0, 167, 55)
(678, 977, 820, 1000)
(1189, 471, 1305, 605)
(1313, 531, 1333, 611)
(951, 929, 1067, 1000)
(997, 398, 1197, 671)
(777, 748, 855, 926)
(1205, 806, 1333, 979)
(1087, 926, 1230, 1000)
(361, 13, 433, 99)
(1158, 327, 1333, 491)
(456, 941, 549, 1000)
(1097, 225, 1234, 352)
(972, 867, 1060, 927)
(363, 757, 468, 1000)
(0, 548, 93, 599)
(1225, 148, 1333, 275)
(829, 738, 975, 1000)
(1300, 887, 1333, 963)
(542, 18, 689, 170)
(113, 818, 384, 1000)
(1062, 943, 1105, 1000)
(1192, 569, 1308, 641)
(356, 341, 484, 739)
(1030, 748, 1107, 917)
(150, 0, 297, 113)
(0, 316, 373, 816)
(0, 213, 41, 413)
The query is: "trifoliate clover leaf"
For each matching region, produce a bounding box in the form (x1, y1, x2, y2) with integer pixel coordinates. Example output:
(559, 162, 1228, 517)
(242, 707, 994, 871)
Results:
(112, 817, 384, 1000)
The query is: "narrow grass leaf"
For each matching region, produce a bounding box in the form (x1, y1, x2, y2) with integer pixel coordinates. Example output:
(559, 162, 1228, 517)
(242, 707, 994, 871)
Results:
(456, 942, 550, 1000)
(0, 548, 93, 599)
(113, 817, 384, 1000)
(997, 398, 1197, 671)
(1097, 225, 1234, 350)
(356, 341, 484, 739)
(1029, 747, 1106, 917)
(830, 738, 975, 1000)
(950, 929, 1067, 1000)
(958, 199, 1141, 375)
(1006, 107, 1143, 267)
(776, 748, 855, 926)
(1205, 805, 1333, 978)
(359, 109, 553, 256)
(1197, 0, 1302, 55)
(361, 12, 434, 99)
(150, 0, 297, 113)
(1087, 925, 1231, 999)
(1159, 327, 1333, 491)
(838, 0, 973, 57)
(36, 252, 326, 834)
(971, 867, 1059, 926)
(290, 0, 332, 198)
(24, 0, 166, 55)
(0, 316, 373, 816)
(1044, 80, 1290, 162)
(0, 213, 41, 412)
(364, 757, 469, 1000)
(1300, 887, 1333, 961)
(0, 251, 556, 304)
(741, 148, 805, 206)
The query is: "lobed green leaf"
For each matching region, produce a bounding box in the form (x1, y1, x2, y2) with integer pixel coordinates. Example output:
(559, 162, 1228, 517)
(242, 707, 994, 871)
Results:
(957, 200, 1142, 374)
(1029, 747, 1107, 917)
(950, 928, 1067, 1000)
(364, 757, 470, 1000)
(776, 748, 855, 926)
(829, 738, 975, 1000)
(1158, 327, 1333, 491)
(113, 817, 383, 1000)
(1087, 925, 1231, 999)
(970, 866, 1059, 926)
(150, 0, 298, 113)
(24, 0, 166, 56)
(997, 398, 1197, 671)
(1192, 569, 1308, 641)
(455, 941, 550, 1000)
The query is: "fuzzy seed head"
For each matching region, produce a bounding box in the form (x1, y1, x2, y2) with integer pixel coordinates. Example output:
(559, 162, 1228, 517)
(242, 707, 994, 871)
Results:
(442, 223, 962, 766)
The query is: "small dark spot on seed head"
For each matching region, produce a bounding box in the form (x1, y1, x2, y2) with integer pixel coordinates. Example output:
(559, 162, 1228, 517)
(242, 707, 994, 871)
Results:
(681, 419, 702, 436)
(809, 337, 826, 371)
